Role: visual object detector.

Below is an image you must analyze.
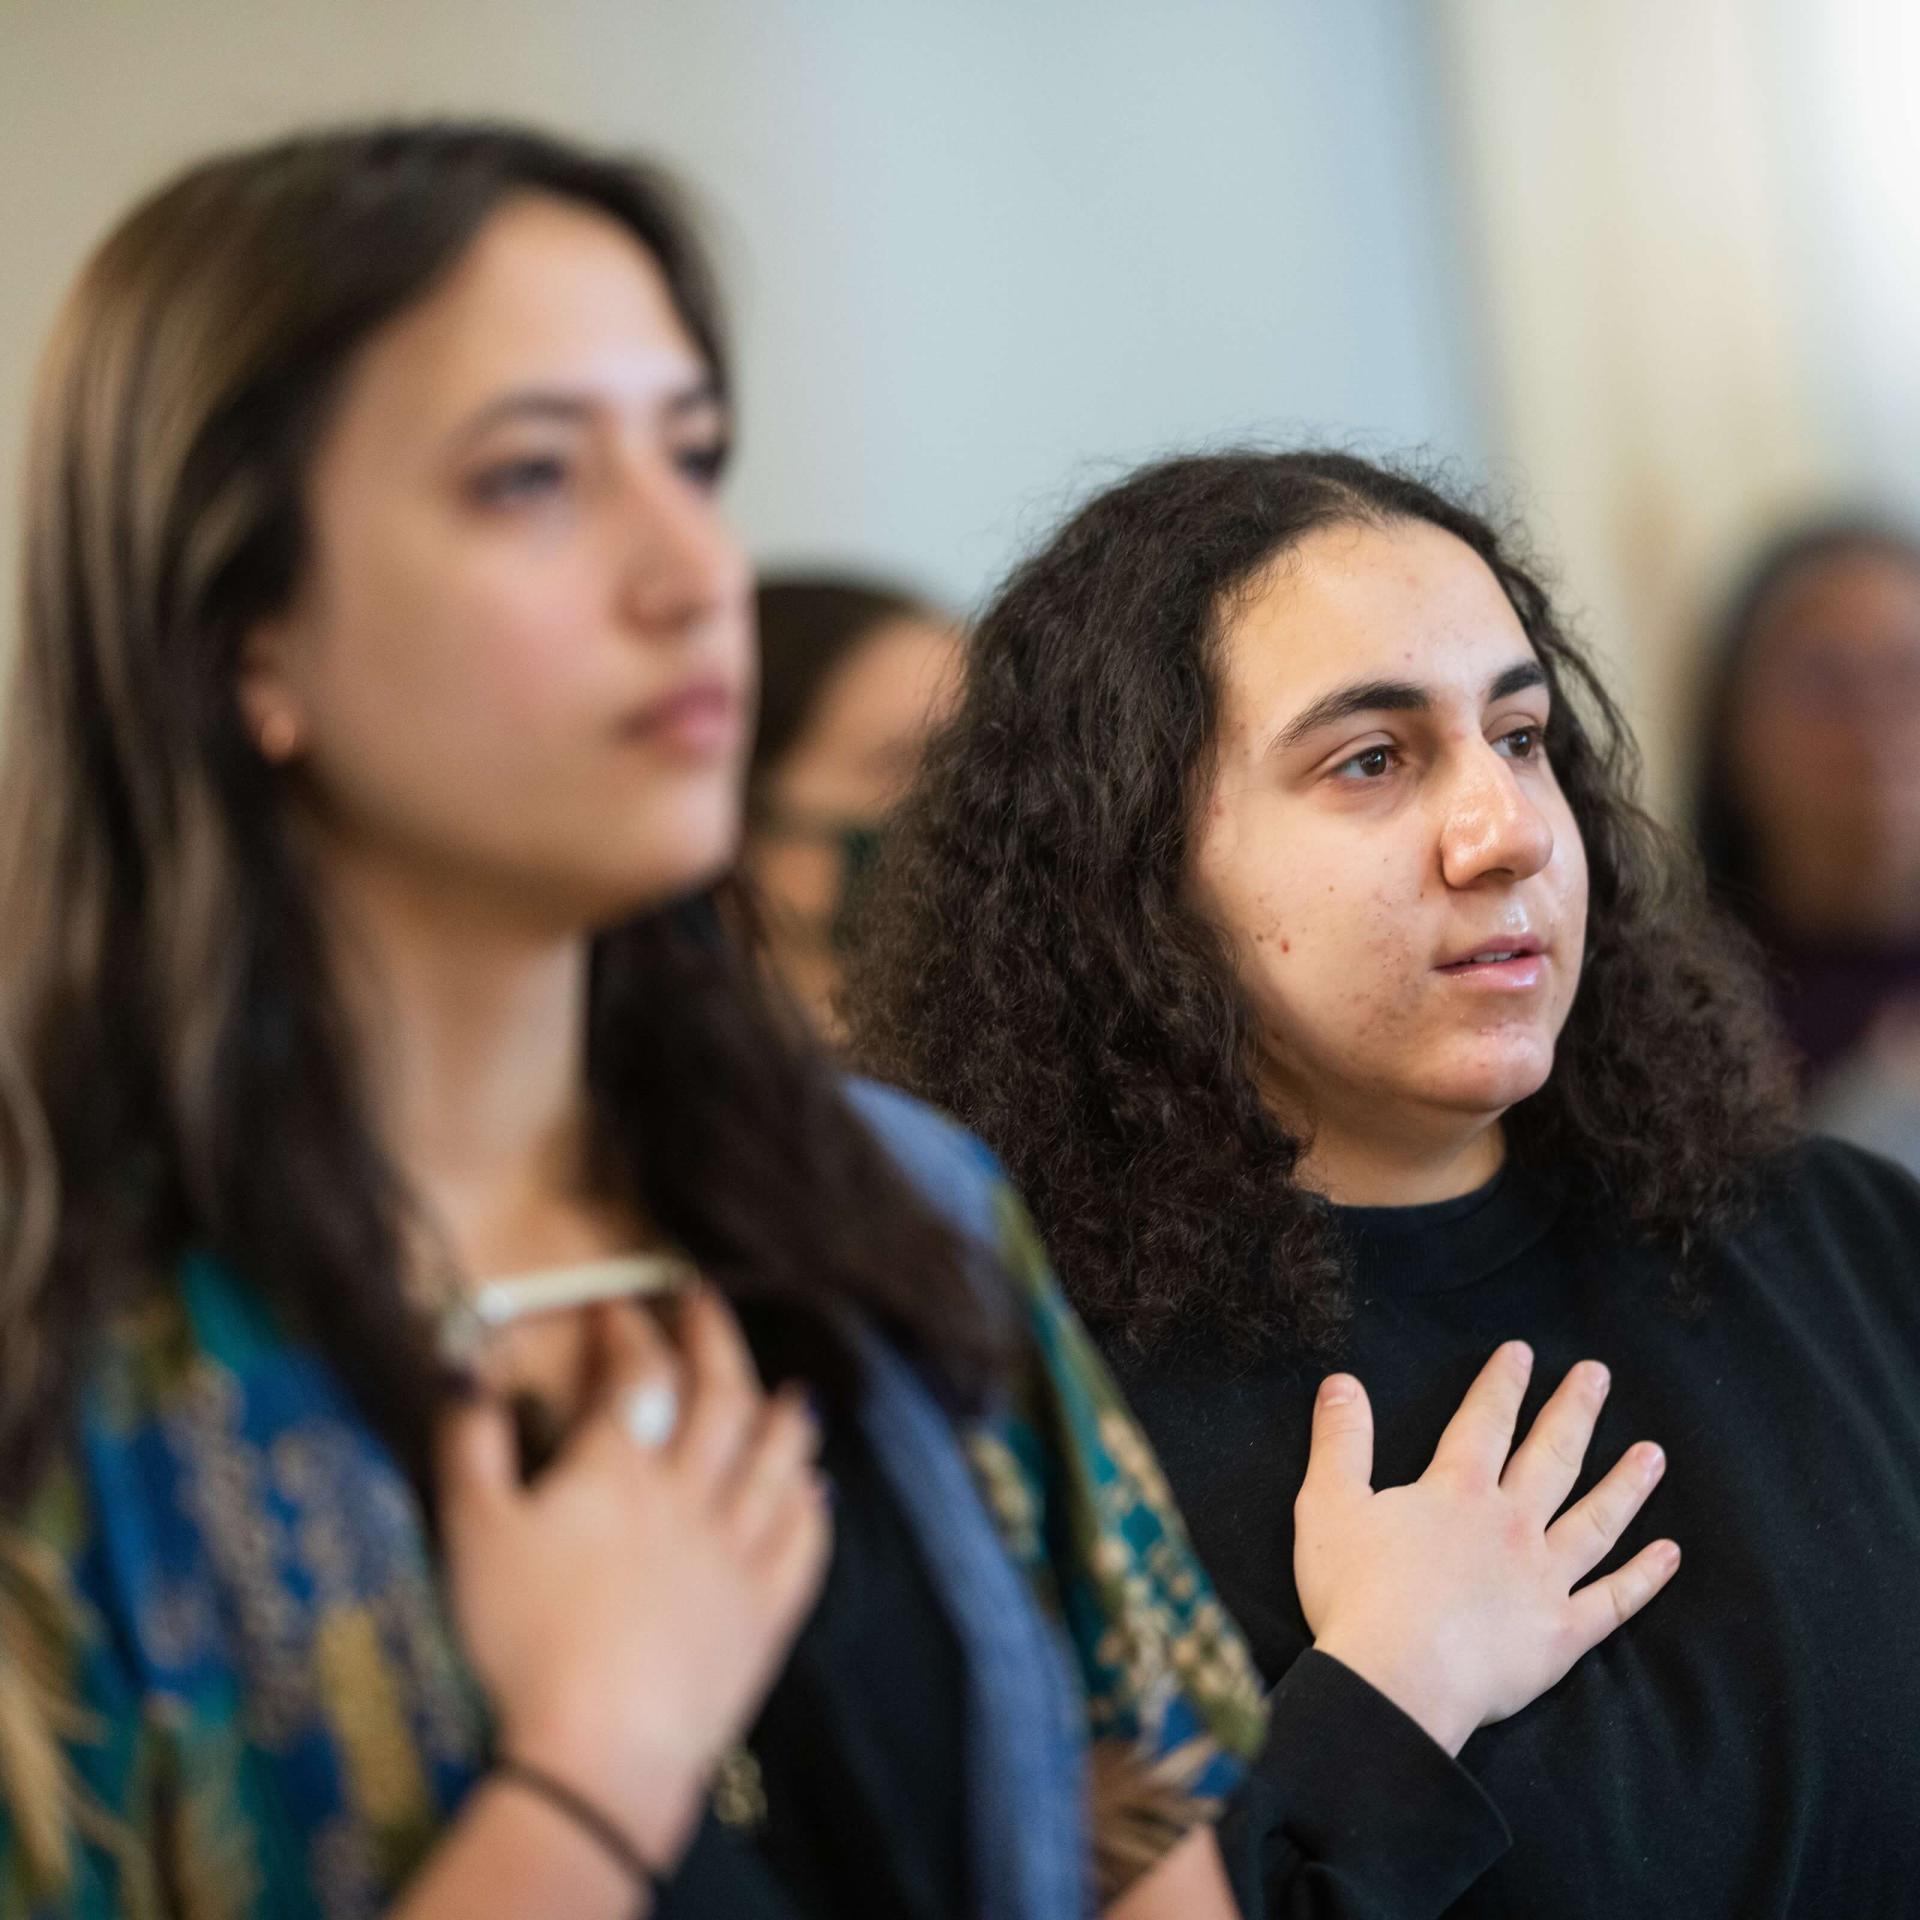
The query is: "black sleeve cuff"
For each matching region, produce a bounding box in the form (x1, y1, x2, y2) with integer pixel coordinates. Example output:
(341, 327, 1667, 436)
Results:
(1215, 1648, 1512, 1919)
(655, 1809, 805, 1919)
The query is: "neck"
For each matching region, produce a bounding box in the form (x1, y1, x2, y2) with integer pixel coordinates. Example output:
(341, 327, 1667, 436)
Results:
(1292, 1111, 1508, 1209)
(311, 834, 600, 1276)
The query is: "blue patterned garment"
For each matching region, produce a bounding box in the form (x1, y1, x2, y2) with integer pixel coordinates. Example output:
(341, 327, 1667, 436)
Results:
(0, 1095, 1266, 1917)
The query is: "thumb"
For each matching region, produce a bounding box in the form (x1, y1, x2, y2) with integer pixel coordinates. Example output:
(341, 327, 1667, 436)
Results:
(1301, 1373, 1374, 1501)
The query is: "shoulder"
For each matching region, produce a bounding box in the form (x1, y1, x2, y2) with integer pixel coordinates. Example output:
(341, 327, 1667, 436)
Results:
(1751, 1133, 1920, 1239)
(1725, 1133, 1920, 1306)
(837, 1076, 1009, 1251)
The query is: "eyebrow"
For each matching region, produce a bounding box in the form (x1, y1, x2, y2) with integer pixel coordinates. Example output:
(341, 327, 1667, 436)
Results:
(1273, 659, 1547, 753)
(453, 376, 724, 446)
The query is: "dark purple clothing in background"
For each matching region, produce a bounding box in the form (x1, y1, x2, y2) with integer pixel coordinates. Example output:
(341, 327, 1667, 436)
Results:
(1759, 933, 1920, 1077)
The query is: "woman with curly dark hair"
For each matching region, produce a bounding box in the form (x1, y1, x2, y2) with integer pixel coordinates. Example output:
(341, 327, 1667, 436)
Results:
(848, 449, 1920, 1917)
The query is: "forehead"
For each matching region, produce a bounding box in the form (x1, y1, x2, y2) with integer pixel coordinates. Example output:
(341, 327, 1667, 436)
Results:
(1753, 548, 1920, 658)
(813, 618, 958, 730)
(323, 192, 707, 442)
(1218, 518, 1534, 716)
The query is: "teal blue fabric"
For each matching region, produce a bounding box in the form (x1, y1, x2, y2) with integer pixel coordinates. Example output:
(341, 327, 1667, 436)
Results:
(0, 1086, 1265, 1916)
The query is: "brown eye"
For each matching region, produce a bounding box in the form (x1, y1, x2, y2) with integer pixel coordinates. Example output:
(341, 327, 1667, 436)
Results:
(471, 455, 569, 505)
(1336, 745, 1397, 780)
(674, 442, 726, 489)
(1498, 727, 1542, 761)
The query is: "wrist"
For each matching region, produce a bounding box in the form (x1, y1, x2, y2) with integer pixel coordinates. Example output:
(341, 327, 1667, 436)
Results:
(501, 1718, 709, 1870)
(486, 1762, 664, 1912)
(1308, 1629, 1480, 1757)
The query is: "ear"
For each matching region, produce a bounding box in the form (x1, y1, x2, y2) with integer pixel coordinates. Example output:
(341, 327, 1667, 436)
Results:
(235, 615, 307, 764)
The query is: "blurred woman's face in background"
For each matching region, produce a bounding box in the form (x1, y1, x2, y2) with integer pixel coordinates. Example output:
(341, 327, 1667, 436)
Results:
(1727, 545, 1920, 942)
(745, 615, 962, 1036)
(241, 193, 754, 934)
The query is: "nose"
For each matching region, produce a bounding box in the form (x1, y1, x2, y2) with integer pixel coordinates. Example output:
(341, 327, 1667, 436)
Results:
(1437, 745, 1555, 890)
(618, 456, 748, 636)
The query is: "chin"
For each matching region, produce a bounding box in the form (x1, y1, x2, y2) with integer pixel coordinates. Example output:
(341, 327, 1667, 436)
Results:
(568, 820, 740, 929)
(1430, 1042, 1558, 1116)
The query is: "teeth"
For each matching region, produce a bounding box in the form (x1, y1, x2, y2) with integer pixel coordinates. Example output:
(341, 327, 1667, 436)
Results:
(1472, 951, 1517, 963)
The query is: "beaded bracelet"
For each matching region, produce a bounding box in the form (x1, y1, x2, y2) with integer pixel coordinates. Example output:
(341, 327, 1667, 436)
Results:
(494, 1758, 661, 1905)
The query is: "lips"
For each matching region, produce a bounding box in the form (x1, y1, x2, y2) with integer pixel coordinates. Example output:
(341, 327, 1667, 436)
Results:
(1437, 935, 1545, 971)
(620, 676, 743, 753)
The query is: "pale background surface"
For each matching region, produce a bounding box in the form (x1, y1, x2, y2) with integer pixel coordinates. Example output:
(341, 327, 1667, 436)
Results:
(0, 2, 1481, 622)
(3, 0, 1915, 810)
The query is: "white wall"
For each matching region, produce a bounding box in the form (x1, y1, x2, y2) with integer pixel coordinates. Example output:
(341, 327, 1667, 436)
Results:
(1766, 0, 1920, 527)
(1435, 0, 1834, 808)
(0, 0, 1484, 627)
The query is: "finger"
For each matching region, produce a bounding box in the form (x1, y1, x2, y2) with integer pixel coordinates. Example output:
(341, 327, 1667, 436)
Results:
(1500, 1359, 1611, 1519)
(1546, 1440, 1667, 1579)
(564, 1302, 682, 1478)
(673, 1286, 765, 1490)
(753, 1472, 833, 1618)
(721, 1386, 822, 1550)
(435, 1381, 520, 1544)
(1297, 1373, 1374, 1504)
(1427, 1341, 1534, 1484)
(587, 1297, 679, 1392)
(1563, 1537, 1682, 1654)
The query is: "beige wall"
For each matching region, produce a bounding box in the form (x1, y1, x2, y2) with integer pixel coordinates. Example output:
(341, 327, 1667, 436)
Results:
(0, 0, 1485, 648)
(1436, 0, 1837, 811)
(1436, 0, 1920, 814)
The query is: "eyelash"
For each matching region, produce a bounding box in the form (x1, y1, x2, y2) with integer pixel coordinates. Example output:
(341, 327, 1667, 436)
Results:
(675, 442, 727, 489)
(1336, 744, 1400, 781)
(472, 442, 726, 507)
(471, 455, 568, 505)
(1332, 726, 1545, 782)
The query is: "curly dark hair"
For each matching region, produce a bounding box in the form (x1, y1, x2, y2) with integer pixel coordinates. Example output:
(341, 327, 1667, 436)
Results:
(845, 450, 1798, 1356)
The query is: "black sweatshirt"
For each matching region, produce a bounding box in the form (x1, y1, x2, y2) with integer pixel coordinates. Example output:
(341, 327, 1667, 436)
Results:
(1111, 1137, 1920, 1919)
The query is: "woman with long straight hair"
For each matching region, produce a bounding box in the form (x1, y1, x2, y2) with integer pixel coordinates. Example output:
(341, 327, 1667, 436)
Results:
(0, 120, 1266, 1920)
(1, 131, 1665, 1920)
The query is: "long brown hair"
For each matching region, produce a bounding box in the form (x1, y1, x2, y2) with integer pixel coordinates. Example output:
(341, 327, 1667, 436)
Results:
(2, 121, 1002, 1527)
(847, 450, 1798, 1356)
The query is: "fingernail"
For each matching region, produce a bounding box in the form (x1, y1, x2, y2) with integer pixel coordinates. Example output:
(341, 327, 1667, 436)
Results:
(1508, 1341, 1534, 1372)
(1656, 1540, 1681, 1572)
(1319, 1375, 1356, 1406)
(1639, 1443, 1665, 1482)
(1584, 1361, 1611, 1396)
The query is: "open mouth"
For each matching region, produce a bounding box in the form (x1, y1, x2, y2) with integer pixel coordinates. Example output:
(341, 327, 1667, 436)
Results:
(1436, 938, 1547, 982)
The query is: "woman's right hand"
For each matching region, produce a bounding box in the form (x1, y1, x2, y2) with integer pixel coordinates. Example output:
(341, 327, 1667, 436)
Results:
(1293, 1341, 1678, 1757)
(437, 1289, 831, 1871)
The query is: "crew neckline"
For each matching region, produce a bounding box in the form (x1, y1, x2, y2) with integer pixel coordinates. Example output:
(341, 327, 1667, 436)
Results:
(1328, 1162, 1565, 1297)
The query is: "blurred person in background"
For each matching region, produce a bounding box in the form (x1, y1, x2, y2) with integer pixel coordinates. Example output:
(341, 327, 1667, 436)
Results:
(849, 449, 1920, 1918)
(0, 121, 1669, 1920)
(742, 575, 960, 1038)
(1692, 516, 1920, 1167)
